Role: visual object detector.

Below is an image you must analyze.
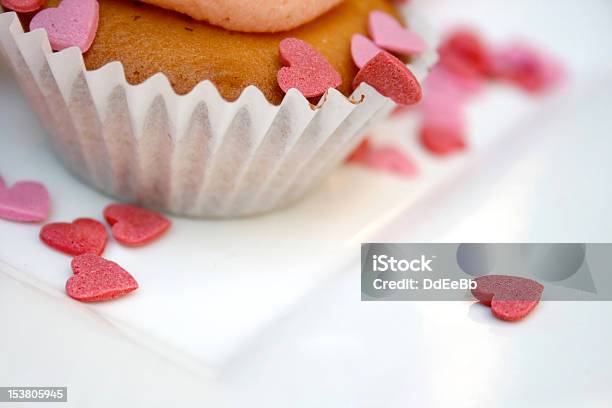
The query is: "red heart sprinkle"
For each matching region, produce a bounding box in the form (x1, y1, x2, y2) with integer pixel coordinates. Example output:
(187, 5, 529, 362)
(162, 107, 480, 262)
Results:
(368, 10, 427, 56)
(347, 139, 372, 162)
(1, 0, 44, 13)
(29, 0, 99, 53)
(104, 204, 171, 246)
(438, 29, 492, 80)
(40, 218, 107, 256)
(277, 38, 342, 98)
(419, 122, 467, 156)
(353, 51, 422, 106)
(0, 175, 50, 223)
(472, 275, 544, 321)
(67, 254, 138, 302)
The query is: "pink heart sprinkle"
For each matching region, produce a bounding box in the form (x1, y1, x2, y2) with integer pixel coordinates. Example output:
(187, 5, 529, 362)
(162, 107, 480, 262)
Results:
(417, 64, 477, 157)
(347, 140, 418, 178)
(368, 11, 426, 56)
(0, 175, 50, 223)
(277, 38, 342, 98)
(424, 65, 484, 103)
(421, 89, 465, 127)
(490, 43, 566, 93)
(1, 0, 44, 13)
(420, 92, 467, 156)
(30, 0, 99, 53)
(351, 33, 384, 69)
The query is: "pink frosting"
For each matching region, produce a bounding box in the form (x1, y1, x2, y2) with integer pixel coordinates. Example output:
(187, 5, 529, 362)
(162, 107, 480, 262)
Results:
(140, 0, 344, 33)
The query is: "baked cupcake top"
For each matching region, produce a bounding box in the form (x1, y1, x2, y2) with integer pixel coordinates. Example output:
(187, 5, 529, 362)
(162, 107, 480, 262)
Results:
(140, 0, 345, 33)
(15, 0, 412, 104)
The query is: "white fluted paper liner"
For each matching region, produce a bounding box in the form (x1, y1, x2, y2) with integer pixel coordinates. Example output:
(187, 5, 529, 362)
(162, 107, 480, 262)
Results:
(0, 6, 437, 217)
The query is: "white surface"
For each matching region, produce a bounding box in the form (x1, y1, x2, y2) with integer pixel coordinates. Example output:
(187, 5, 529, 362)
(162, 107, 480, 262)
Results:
(0, 61, 590, 373)
(0, 58, 515, 372)
(0, 57, 473, 373)
(1, 0, 612, 406)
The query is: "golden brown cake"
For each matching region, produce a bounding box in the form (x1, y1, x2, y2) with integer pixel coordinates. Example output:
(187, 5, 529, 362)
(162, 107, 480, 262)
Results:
(24, 0, 401, 104)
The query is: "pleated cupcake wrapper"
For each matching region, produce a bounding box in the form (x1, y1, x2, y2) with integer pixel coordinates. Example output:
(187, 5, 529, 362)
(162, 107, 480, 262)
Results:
(0, 6, 437, 217)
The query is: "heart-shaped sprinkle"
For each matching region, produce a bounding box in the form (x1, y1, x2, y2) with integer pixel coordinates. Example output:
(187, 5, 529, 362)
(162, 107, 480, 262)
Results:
(424, 65, 484, 103)
(368, 11, 426, 56)
(30, 0, 99, 53)
(361, 146, 418, 178)
(472, 275, 544, 321)
(419, 92, 467, 156)
(347, 139, 371, 162)
(347, 140, 418, 178)
(0, 175, 50, 223)
(40, 218, 107, 256)
(490, 43, 565, 93)
(67, 254, 138, 302)
(438, 29, 492, 79)
(420, 122, 466, 156)
(1, 0, 44, 13)
(104, 204, 171, 246)
(351, 33, 383, 69)
(353, 51, 422, 106)
(277, 37, 342, 98)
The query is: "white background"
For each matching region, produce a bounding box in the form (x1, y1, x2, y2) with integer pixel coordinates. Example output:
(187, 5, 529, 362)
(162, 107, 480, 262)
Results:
(1, 0, 612, 406)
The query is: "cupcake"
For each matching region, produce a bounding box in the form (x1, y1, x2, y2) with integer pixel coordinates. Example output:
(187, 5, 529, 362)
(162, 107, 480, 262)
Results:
(0, 0, 436, 217)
